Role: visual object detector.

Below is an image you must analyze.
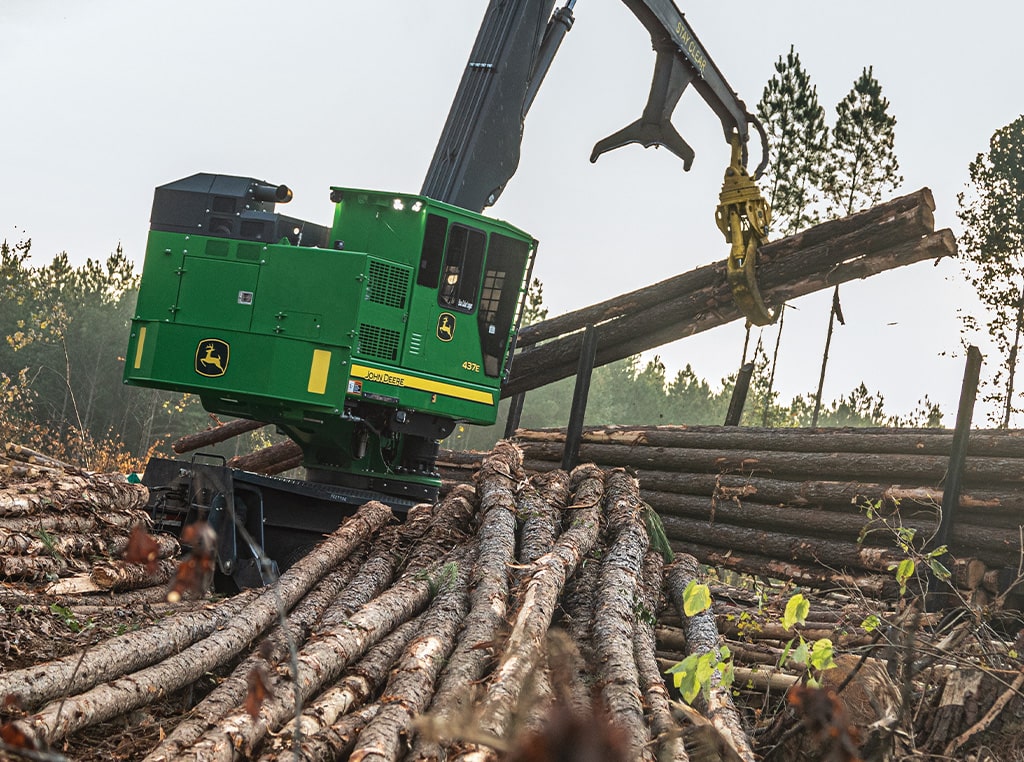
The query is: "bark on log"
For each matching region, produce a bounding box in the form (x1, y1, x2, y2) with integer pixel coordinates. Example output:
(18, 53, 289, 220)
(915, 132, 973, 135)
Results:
(0, 474, 149, 517)
(556, 465, 606, 720)
(520, 441, 1024, 486)
(515, 424, 1024, 459)
(669, 539, 901, 597)
(173, 418, 268, 453)
(91, 558, 179, 592)
(277, 617, 423, 757)
(143, 551, 368, 762)
(661, 514, 907, 574)
(504, 225, 954, 396)
(645, 490, 1019, 567)
(181, 550, 464, 762)
(7, 501, 392, 748)
(618, 469, 1024, 528)
(417, 442, 522, 757)
(469, 461, 603, 746)
(226, 440, 303, 473)
(0, 589, 259, 709)
(592, 469, 652, 760)
(0, 509, 151, 534)
(348, 548, 474, 762)
(634, 551, 688, 761)
(516, 189, 935, 349)
(666, 555, 755, 762)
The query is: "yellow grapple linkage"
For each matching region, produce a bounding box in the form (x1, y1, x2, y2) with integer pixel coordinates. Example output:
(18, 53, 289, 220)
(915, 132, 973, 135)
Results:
(715, 134, 775, 326)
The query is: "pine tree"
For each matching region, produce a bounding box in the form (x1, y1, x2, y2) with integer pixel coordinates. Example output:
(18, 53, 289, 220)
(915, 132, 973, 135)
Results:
(756, 46, 829, 236)
(957, 116, 1024, 427)
(824, 66, 902, 216)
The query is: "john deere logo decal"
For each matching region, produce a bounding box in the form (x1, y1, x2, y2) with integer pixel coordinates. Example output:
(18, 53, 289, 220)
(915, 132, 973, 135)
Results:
(196, 339, 230, 377)
(437, 313, 456, 342)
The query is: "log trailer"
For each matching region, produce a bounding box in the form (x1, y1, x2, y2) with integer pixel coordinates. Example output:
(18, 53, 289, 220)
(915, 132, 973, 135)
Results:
(124, 0, 770, 587)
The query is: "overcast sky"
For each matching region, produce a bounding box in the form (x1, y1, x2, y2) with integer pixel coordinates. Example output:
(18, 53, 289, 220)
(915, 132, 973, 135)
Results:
(3, 1, 1022, 425)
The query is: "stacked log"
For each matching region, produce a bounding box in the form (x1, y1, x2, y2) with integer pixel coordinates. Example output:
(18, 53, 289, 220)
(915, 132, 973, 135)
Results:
(1, 442, 1020, 760)
(0, 444, 177, 589)
(440, 425, 1024, 602)
(0, 444, 754, 762)
(504, 189, 952, 397)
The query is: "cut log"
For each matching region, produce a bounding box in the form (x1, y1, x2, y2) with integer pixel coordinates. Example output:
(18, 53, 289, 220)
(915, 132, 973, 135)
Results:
(634, 551, 688, 761)
(666, 555, 755, 762)
(0, 589, 259, 709)
(504, 221, 953, 396)
(519, 441, 1024, 486)
(173, 418, 268, 453)
(348, 548, 474, 762)
(6, 501, 392, 749)
(515, 424, 1024, 459)
(143, 552, 368, 761)
(468, 460, 603, 746)
(226, 440, 303, 473)
(592, 469, 651, 760)
(180, 550, 465, 762)
(412, 443, 522, 761)
(91, 557, 179, 591)
(515, 189, 935, 349)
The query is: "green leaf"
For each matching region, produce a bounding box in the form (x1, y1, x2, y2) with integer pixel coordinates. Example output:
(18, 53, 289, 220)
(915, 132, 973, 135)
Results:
(928, 559, 952, 581)
(791, 636, 810, 667)
(781, 593, 810, 631)
(809, 638, 837, 672)
(861, 614, 880, 633)
(683, 580, 712, 617)
(895, 558, 915, 594)
(779, 637, 795, 667)
(668, 653, 703, 703)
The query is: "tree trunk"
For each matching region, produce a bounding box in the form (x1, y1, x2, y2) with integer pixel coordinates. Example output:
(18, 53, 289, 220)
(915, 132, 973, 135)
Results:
(666, 555, 755, 762)
(180, 551, 463, 762)
(515, 189, 935, 349)
(520, 440, 1024, 485)
(413, 442, 522, 761)
(143, 552, 368, 762)
(348, 547, 474, 762)
(634, 551, 688, 761)
(592, 469, 652, 760)
(7, 501, 392, 749)
(173, 418, 268, 453)
(226, 440, 302, 473)
(469, 461, 602, 746)
(91, 557, 179, 591)
(504, 224, 953, 396)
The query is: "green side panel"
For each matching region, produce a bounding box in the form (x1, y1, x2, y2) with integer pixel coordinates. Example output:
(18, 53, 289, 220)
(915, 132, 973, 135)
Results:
(177, 257, 259, 332)
(250, 242, 366, 345)
(133, 231, 186, 323)
(126, 321, 351, 416)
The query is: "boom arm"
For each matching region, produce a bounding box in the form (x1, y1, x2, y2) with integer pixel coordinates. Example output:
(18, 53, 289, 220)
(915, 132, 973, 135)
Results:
(420, 0, 574, 213)
(422, 0, 768, 214)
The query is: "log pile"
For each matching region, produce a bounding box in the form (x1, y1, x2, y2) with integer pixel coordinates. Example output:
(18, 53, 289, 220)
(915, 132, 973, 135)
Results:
(0, 444, 177, 591)
(0, 443, 762, 762)
(504, 189, 953, 396)
(444, 425, 1024, 606)
(0, 441, 1021, 760)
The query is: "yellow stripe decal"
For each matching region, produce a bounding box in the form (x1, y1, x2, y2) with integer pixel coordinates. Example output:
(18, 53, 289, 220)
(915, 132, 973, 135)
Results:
(308, 349, 331, 394)
(350, 364, 494, 405)
(133, 326, 147, 369)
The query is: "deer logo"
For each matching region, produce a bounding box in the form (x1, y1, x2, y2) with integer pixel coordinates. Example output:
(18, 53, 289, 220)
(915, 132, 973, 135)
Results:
(436, 313, 456, 342)
(195, 339, 230, 377)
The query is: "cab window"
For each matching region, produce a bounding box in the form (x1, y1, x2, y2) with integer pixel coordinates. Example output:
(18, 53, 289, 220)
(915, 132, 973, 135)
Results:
(438, 224, 485, 313)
